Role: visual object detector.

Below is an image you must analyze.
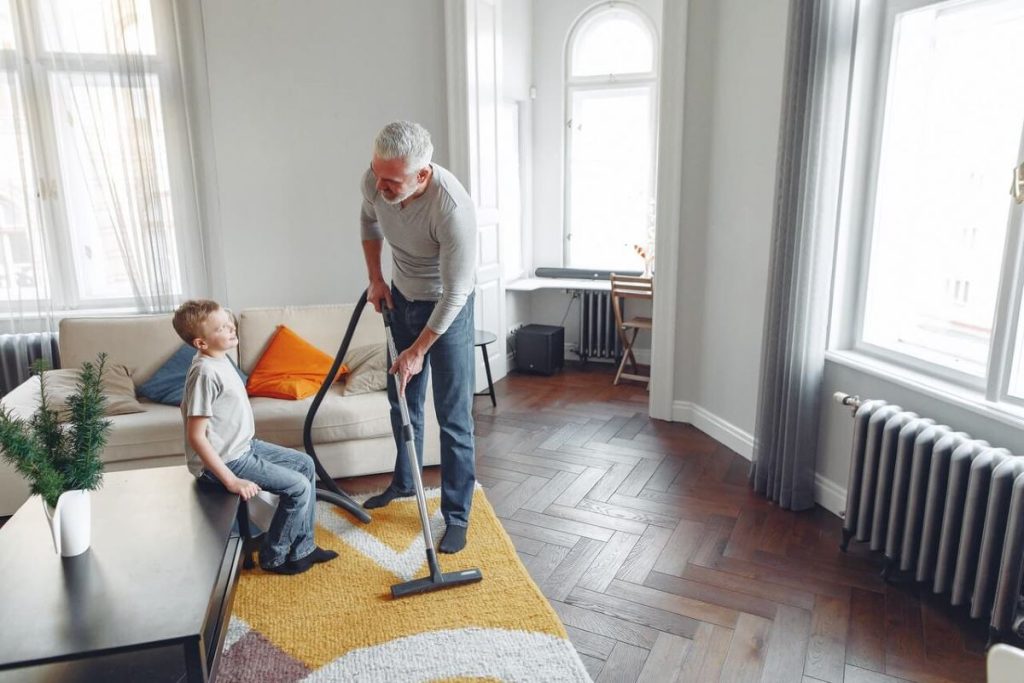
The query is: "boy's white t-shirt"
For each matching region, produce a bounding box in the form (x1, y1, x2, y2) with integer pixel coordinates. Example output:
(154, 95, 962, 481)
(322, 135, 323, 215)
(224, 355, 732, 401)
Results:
(181, 353, 254, 477)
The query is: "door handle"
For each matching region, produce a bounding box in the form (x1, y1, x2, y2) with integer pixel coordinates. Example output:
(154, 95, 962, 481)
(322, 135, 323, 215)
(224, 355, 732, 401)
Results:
(1012, 162, 1024, 205)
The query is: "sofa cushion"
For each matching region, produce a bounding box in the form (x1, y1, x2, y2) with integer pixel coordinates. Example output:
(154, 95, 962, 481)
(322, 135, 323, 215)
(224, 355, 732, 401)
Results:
(250, 385, 392, 448)
(238, 304, 384, 375)
(138, 345, 249, 406)
(100, 401, 185, 463)
(246, 326, 347, 400)
(342, 344, 389, 396)
(1, 379, 176, 462)
(59, 313, 239, 386)
(40, 364, 144, 420)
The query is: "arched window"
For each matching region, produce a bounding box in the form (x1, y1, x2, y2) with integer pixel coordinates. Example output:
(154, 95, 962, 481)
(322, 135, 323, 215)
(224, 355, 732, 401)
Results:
(564, 4, 658, 270)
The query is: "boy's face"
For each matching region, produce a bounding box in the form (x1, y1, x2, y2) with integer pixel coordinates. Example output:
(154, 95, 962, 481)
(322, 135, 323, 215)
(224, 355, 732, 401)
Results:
(194, 308, 237, 354)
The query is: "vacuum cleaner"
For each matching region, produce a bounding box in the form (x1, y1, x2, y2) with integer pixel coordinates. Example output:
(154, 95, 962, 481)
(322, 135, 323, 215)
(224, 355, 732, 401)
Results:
(381, 306, 483, 598)
(302, 291, 372, 523)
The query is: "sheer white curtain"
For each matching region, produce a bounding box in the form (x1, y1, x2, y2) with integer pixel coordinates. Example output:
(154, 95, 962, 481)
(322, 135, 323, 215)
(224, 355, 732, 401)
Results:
(0, 0, 204, 334)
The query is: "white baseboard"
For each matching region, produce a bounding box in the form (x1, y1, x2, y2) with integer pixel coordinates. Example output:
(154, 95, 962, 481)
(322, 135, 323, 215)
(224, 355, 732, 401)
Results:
(671, 401, 753, 460)
(814, 474, 847, 517)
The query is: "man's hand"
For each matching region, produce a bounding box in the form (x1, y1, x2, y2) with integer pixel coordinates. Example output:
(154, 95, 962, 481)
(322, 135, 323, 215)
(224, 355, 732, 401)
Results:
(227, 478, 261, 501)
(390, 347, 425, 397)
(368, 279, 393, 314)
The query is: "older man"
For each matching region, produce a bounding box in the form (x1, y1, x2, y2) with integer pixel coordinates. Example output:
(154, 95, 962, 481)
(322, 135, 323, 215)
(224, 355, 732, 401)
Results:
(359, 121, 477, 554)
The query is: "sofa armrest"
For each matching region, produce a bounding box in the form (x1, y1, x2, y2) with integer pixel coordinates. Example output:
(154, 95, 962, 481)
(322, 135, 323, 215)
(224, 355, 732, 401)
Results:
(1, 376, 42, 420)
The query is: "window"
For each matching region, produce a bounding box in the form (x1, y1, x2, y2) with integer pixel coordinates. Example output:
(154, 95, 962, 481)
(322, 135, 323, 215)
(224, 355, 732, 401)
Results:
(564, 4, 658, 271)
(840, 0, 1024, 406)
(0, 0, 199, 314)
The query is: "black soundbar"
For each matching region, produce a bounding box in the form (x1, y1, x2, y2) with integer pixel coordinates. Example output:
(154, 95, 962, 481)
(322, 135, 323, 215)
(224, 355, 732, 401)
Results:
(534, 267, 642, 280)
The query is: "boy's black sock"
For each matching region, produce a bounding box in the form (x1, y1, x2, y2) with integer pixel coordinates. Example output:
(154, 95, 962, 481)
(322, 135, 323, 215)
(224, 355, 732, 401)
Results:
(262, 559, 311, 576)
(363, 487, 413, 509)
(439, 525, 467, 554)
(306, 546, 338, 564)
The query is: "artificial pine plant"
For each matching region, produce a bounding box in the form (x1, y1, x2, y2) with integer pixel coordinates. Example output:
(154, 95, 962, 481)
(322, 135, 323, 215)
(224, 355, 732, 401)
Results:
(0, 354, 111, 507)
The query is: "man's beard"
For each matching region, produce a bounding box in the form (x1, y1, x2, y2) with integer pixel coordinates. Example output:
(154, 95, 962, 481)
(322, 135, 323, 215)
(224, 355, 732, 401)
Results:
(381, 183, 418, 205)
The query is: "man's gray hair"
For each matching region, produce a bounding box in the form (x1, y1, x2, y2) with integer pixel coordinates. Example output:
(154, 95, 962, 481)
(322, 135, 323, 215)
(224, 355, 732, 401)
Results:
(374, 121, 433, 174)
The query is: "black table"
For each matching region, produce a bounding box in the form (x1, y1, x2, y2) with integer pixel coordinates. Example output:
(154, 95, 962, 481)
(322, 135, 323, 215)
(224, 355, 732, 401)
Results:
(474, 329, 498, 407)
(0, 466, 243, 682)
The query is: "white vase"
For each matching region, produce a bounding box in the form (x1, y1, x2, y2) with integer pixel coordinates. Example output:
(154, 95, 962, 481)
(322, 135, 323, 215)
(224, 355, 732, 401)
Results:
(42, 489, 91, 557)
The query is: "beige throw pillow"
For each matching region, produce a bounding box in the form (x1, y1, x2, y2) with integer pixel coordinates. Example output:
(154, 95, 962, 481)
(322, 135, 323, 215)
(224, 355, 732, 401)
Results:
(341, 344, 389, 396)
(42, 364, 144, 420)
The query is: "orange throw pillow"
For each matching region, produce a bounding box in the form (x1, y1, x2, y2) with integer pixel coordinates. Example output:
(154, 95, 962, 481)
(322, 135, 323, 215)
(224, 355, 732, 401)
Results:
(246, 325, 347, 400)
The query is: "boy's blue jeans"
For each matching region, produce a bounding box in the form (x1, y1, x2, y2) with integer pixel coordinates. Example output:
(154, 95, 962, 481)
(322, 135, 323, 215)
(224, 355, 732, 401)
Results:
(386, 285, 476, 527)
(203, 439, 316, 569)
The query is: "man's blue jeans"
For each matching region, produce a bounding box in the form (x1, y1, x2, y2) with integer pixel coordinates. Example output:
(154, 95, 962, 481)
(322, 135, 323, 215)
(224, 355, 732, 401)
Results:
(203, 439, 316, 569)
(386, 285, 476, 527)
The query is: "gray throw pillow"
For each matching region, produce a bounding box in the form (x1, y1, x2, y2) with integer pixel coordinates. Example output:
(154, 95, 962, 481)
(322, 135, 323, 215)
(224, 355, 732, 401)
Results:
(41, 364, 144, 420)
(341, 344, 388, 396)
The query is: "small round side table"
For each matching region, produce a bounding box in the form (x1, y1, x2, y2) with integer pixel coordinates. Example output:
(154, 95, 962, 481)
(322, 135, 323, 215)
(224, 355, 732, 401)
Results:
(474, 330, 497, 407)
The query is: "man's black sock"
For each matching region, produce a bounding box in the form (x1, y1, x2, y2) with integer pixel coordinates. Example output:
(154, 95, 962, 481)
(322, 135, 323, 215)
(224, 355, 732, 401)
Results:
(363, 487, 413, 510)
(439, 525, 468, 554)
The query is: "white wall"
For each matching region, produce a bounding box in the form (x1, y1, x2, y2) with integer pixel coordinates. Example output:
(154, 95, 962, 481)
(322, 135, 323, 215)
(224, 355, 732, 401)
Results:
(503, 0, 532, 101)
(672, 0, 716, 406)
(669, 0, 789, 452)
(196, 0, 449, 310)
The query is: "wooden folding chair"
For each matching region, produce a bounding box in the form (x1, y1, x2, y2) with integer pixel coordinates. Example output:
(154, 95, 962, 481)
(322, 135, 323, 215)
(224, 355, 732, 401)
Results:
(610, 274, 653, 387)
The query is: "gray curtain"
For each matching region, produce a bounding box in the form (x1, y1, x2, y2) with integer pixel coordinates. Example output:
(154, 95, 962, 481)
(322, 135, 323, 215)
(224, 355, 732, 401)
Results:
(750, 0, 856, 510)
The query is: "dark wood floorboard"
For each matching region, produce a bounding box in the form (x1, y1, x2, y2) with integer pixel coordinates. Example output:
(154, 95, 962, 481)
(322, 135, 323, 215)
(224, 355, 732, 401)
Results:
(434, 365, 985, 682)
(0, 365, 993, 681)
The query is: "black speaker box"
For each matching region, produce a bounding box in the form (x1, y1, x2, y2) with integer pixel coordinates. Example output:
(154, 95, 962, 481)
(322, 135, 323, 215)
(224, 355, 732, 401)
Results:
(515, 324, 564, 375)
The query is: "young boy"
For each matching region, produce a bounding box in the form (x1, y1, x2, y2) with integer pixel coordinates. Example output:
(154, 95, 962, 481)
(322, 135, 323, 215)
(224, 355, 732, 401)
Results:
(173, 299, 337, 575)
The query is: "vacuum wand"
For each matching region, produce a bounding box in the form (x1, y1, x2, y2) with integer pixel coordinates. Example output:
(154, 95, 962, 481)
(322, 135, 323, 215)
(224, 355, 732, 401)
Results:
(381, 307, 482, 598)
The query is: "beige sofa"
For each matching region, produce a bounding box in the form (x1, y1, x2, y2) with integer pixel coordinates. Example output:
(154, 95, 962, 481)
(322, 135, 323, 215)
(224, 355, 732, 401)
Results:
(0, 303, 439, 516)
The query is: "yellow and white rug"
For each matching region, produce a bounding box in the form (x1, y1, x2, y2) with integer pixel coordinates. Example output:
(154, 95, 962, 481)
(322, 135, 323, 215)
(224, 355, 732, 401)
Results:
(218, 487, 592, 682)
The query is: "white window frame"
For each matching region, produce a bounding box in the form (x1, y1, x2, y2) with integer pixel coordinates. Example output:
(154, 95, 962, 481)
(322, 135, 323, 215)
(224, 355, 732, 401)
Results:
(562, 2, 659, 268)
(1, 0, 198, 314)
(831, 0, 1024, 414)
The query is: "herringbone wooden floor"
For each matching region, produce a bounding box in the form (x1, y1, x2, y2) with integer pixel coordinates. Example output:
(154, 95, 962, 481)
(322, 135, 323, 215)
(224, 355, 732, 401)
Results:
(343, 365, 989, 683)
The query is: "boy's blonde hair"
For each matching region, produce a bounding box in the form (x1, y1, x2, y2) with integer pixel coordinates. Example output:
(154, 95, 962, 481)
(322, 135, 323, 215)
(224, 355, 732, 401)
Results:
(172, 299, 222, 346)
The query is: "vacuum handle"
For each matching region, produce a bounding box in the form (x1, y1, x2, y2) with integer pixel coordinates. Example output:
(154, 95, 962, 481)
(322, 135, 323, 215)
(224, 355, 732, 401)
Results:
(380, 312, 436, 552)
(382, 318, 410, 422)
(381, 303, 394, 327)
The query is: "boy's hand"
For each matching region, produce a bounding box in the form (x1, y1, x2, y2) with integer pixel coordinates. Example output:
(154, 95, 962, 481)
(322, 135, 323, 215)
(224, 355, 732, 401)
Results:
(228, 478, 261, 501)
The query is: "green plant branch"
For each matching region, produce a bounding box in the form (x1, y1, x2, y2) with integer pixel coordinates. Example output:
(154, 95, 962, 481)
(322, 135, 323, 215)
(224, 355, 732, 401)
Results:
(0, 355, 111, 507)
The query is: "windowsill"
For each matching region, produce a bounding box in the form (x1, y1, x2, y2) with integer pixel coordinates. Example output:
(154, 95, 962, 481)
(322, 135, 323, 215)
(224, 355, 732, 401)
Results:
(824, 349, 1024, 431)
(53, 306, 147, 318)
(505, 277, 611, 292)
(1, 306, 165, 334)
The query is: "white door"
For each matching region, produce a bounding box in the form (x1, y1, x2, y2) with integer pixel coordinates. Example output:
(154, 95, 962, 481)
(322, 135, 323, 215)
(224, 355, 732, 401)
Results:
(445, 0, 506, 395)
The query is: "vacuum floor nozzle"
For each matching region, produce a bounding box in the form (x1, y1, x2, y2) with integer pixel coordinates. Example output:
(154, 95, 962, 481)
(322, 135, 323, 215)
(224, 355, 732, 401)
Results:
(381, 307, 484, 599)
(392, 567, 483, 599)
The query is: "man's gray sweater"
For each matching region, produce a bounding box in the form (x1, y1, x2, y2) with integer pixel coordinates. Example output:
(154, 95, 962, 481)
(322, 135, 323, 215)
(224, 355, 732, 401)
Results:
(360, 163, 477, 334)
